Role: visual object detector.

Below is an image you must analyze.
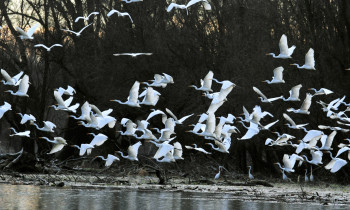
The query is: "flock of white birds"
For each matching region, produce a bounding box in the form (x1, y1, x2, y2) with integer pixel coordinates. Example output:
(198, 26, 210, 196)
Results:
(1, 0, 350, 181)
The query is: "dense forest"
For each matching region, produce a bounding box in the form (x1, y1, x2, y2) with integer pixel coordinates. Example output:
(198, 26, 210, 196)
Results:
(1, 0, 350, 182)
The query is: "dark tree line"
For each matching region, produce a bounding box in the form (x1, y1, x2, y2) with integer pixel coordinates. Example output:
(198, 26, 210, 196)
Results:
(1, 0, 350, 180)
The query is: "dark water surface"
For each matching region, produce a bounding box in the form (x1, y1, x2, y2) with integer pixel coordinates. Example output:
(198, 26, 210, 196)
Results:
(0, 184, 347, 210)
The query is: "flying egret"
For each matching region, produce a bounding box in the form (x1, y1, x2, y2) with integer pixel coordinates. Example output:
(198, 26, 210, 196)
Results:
(185, 144, 211, 154)
(96, 154, 120, 167)
(4, 74, 30, 97)
(318, 131, 336, 151)
(303, 150, 323, 165)
(290, 48, 316, 70)
(9, 127, 30, 137)
(75, 12, 99, 22)
(324, 151, 347, 173)
(0, 102, 12, 119)
(33, 121, 56, 132)
(155, 151, 176, 163)
(267, 34, 296, 59)
(166, 108, 193, 125)
(206, 138, 231, 153)
(283, 113, 308, 131)
(189, 70, 213, 92)
(17, 113, 36, 124)
(253, 86, 282, 103)
(88, 133, 108, 147)
(61, 23, 92, 36)
(118, 118, 137, 136)
(1, 69, 23, 86)
(107, 9, 133, 23)
(238, 121, 259, 140)
(287, 93, 313, 114)
(167, 0, 211, 15)
(70, 101, 91, 122)
(117, 141, 142, 161)
(142, 74, 168, 88)
(275, 153, 303, 173)
(52, 91, 80, 113)
(149, 140, 175, 160)
(15, 23, 39, 39)
(56, 85, 76, 96)
(173, 142, 184, 160)
(248, 166, 254, 179)
(282, 84, 302, 101)
(308, 88, 333, 96)
(78, 113, 116, 130)
(34, 44, 63, 51)
(110, 81, 141, 107)
(71, 144, 94, 156)
(39, 137, 67, 154)
(262, 66, 285, 84)
(139, 87, 161, 106)
(336, 146, 350, 161)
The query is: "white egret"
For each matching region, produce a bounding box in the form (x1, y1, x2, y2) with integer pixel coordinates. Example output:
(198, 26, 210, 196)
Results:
(142, 74, 168, 88)
(75, 12, 99, 22)
(34, 44, 63, 51)
(96, 154, 120, 167)
(324, 151, 347, 173)
(212, 78, 235, 102)
(305, 169, 309, 182)
(107, 9, 133, 23)
(336, 147, 350, 161)
(318, 131, 336, 151)
(17, 113, 36, 124)
(15, 23, 39, 39)
(206, 138, 230, 153)
(52, 91, 79, 113)
(88, 133, 108, 147)
(9, 127, 30, 137)
(117, 141, 142, 161)
(214, 166, 223, 180)
(70, 101, 91, 122)
(166, 108, 193, 125)
(155, 151, 176, 163)
(39, 137, 67, 154)
(71, 144, 94, 156)
(189, 70, 213, 92)
(4, 74, 29, 97)
(185, 144, 211, 154)
(238, 121, 259, 140)
(282, 84, 302, 101)
(1, 69, 23, 86)
(283, 113, 308, 131)
(173, 142, 184, 160)
(61, 23, 92, 36)
(267, 34, 296, 59)
(290, 48, 316, 70)
(275, 153, 303, 173)
(308, 88, 333, 96)
(78, 113, 116, 130)
(253, 86, 282, 103)
(149, 140, 175, 160)
(56, 85, 76, 96)
(262, 66, 285, 84)
(167, 0, 211, 15)
(110, 81, 140, 107)
(287, 93, 312, 114)
(118, 118, 137, 136)
(248, 166, 254, 179)
(146, 109, 167, 122)
(139, 87, 161, 106)
(0, 102, 12, 119)
(303, 150, 323, 165)
(33, 121, 56, 133)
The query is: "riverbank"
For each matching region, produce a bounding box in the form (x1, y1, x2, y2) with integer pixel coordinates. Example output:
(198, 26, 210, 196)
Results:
(0, 172, 349, 206)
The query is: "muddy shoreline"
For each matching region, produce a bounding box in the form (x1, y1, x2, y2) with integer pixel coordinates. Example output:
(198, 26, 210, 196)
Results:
(1, 172, 349, 206)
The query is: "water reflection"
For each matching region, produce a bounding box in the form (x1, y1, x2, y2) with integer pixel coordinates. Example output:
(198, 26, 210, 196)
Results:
(0, 184, 347, 210)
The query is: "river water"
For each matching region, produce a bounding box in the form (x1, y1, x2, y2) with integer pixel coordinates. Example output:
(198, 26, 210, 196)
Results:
(0, 184, 347, 210)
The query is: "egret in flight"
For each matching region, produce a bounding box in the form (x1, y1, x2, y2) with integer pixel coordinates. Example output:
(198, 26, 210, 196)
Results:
(4, 74, 30, 97)
(0, 102, 12, 119)
(15, 23, 39, 39)
(117, 142, 142, 161)
(167, 0, 211, 15)
(39, 137, 68, 154)
(1, 69, 23, 86)
(96, 154, 120, 167)
(262, 66, 285, 84)
(267, 34, 296, 59)
(34, 44, 63, 51)
(75, 12, 99, 22)
(107, 9, 133, 23)
(17, 113, 36, 124)
(282, 84, 302, 101)
(9, 127, 30, 137)
(290, 48, 316, 70)
(61, 23, 92, 36)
